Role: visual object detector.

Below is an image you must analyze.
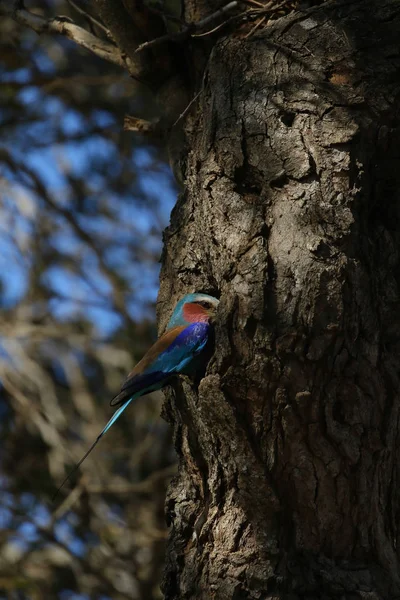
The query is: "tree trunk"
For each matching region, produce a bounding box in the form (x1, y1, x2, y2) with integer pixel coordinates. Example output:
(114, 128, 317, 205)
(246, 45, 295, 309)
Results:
(159, 0, 400, 597)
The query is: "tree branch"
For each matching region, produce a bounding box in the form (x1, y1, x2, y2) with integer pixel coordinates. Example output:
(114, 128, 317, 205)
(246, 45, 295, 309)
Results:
(135, 1, 239, 53)
(0, 148, 135, 325)
(67, 0, 112, 38)
(1, 2, 126, 69)
(134, 0, 291, 52)
(93, 0, 175, 86)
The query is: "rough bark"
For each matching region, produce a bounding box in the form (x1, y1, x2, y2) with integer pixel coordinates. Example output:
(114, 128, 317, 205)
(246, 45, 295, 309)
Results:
(159, 0, 400, 598)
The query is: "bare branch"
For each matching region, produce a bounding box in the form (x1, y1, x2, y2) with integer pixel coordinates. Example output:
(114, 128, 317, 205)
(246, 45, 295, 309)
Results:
(0, 148, 135, 325)
(135, 0, 239, 53)
(93, 0, 170, 84)
(172, 90, 202, 127)
(123, 115, 162, 135)
(1, 2, 125, 68)
(244, 14, 267, 37)
(87, 464, 176, 495)
(136, 0, 296, 51)
(66, 0, 112, 38)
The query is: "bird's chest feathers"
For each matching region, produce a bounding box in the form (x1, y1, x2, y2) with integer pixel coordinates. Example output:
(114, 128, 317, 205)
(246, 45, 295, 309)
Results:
(183, 302, 209, 323)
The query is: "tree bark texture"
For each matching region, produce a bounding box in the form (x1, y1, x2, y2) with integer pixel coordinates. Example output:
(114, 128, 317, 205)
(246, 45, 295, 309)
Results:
(158, 0, 400, 598)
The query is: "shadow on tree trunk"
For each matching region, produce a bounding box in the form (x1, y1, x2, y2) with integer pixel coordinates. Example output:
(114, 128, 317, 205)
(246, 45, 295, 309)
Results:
(159, 0, 400, 598)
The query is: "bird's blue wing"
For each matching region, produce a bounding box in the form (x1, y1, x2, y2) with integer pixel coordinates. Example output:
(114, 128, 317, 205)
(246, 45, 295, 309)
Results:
(53, 322, 210, 500)
(105, 323, 209, 432)
(146, 322, 210, 375)
(110, 322, 210, 407)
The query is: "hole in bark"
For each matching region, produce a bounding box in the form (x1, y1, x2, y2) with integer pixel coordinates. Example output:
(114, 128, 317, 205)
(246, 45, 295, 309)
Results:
(332, 400, 345, 423)
(266, 251, 276, 283)
(280, 111, 296, 127)
(234, 165, 262, 196)
(245, 315, 258, 339)
(270, 170, 289, 188)
(232, 587, 252, 599)
(313, 241, 332, 258)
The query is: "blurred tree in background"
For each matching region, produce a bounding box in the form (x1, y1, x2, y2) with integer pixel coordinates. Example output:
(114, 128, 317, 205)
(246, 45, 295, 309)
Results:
(6, 0, 399, 599)
(0, 1, 177, 598)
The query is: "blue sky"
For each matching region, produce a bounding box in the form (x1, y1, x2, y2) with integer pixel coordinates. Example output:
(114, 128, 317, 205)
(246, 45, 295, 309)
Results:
(0, 19, 178, 597)
(0, 80, 177, 334)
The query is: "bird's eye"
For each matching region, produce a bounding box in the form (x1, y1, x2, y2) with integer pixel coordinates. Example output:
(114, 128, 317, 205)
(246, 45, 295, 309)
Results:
(197, 301, 210, 308)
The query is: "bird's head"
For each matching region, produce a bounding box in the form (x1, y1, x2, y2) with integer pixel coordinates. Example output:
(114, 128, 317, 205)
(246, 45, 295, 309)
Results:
(168, 293, 219, 328)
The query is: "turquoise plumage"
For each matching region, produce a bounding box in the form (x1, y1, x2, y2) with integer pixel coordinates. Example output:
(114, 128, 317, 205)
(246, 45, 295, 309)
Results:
(54, 293, 219, 497)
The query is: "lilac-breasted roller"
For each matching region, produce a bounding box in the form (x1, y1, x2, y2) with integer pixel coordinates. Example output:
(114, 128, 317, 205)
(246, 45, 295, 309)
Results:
(55, 293, 219, 496)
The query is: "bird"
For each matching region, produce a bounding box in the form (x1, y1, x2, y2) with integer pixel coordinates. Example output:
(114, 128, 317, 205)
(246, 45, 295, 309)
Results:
(54, 293, 219, 498)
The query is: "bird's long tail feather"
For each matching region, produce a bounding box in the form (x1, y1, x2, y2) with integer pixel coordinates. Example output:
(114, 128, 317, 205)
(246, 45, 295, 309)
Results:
(52, 397, 134, 501)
